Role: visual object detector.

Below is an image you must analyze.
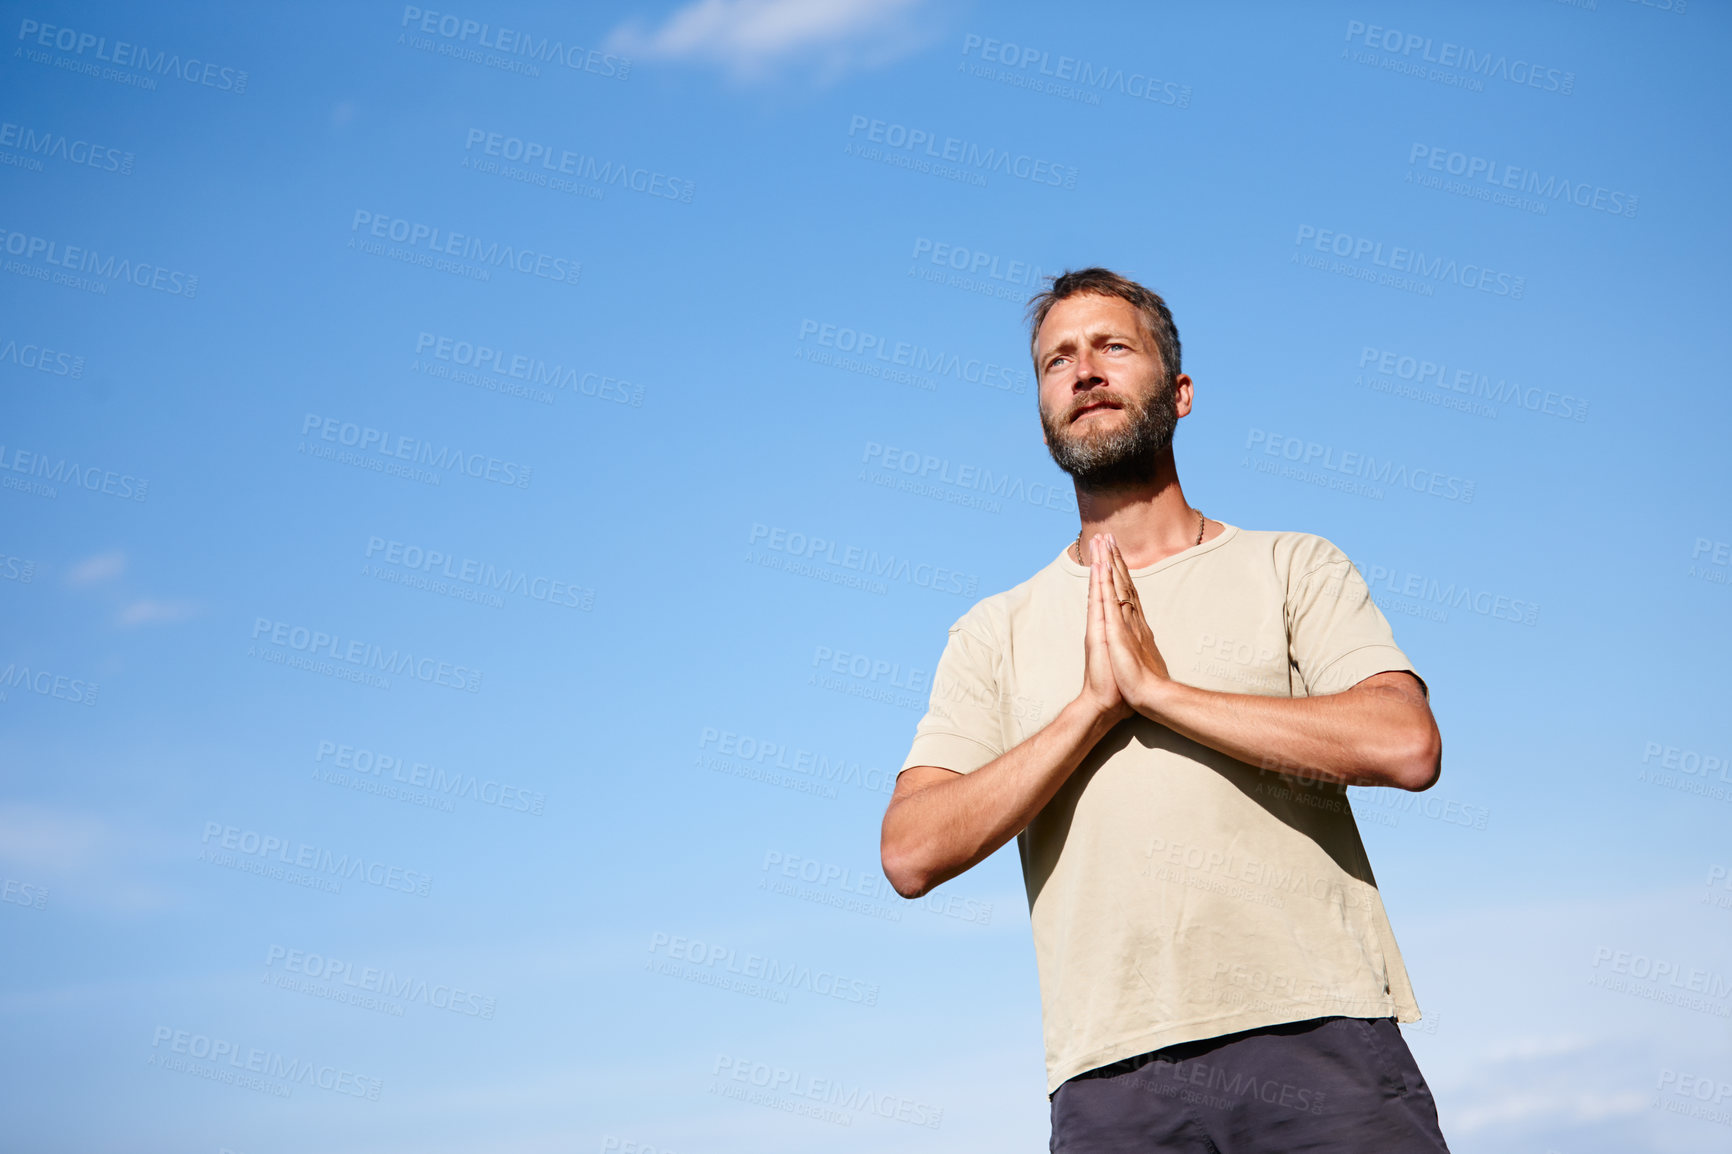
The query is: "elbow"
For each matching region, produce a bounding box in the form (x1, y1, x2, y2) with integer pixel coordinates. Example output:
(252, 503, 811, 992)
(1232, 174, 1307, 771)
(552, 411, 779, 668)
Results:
(880, 842, 933, 900)
(1392, 721, 1443, 791)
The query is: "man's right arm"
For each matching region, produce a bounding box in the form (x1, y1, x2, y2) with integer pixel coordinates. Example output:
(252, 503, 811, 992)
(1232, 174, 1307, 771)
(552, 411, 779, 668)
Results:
(880, 534, 1130, 900)
(880, 696, 1122, 899)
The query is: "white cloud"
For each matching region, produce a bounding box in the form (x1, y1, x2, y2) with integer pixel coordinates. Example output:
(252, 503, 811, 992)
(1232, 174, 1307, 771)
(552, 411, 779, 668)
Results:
(1453, 1087, 1650, 1133)
(0, 804, 111, 872)
(607, 0, 933, 82)
(116, 598, 200, 628)
(0, 804, 178, 914)
(66, 551, 125, 586)
(1478, 1032, 1595, 1063)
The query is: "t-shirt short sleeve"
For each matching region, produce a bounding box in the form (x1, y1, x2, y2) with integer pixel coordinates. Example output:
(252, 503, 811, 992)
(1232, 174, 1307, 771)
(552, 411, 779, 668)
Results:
(900, 620, 1006, 776)
(1286, 537, 1427, 700)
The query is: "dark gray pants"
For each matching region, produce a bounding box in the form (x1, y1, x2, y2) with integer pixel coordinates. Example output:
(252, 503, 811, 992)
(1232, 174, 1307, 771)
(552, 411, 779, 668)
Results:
(1050, 1017, 1451, 1153)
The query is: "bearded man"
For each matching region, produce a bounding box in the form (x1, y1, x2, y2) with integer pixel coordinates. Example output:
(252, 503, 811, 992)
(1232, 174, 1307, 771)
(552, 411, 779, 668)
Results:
(880, 268, 1453, 1152)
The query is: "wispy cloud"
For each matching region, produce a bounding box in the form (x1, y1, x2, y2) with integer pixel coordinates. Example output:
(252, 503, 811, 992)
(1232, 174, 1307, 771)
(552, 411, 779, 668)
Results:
(66, 551, 125, 586)
(116, 599, 200, 628)
(0, 804, 178, 914)
(0, 804, 112, 872)
(1453, 1086, 1650, 1134)
(607, 0, 934, 83)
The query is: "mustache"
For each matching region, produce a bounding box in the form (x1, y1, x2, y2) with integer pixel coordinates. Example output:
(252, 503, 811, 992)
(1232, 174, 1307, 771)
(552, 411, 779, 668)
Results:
(1061, 393, 1138, 422)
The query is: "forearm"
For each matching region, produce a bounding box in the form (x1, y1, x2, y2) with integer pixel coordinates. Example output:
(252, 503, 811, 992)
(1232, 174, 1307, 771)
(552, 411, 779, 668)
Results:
(881, 698, 1121, 898)
(1134, 676, 1438, 790)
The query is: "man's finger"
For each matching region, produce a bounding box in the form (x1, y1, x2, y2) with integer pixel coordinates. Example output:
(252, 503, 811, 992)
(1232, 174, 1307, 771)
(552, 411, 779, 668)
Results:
(1105, 537, 1136, 611)
(1106, 536, 1141, 610)
(1091, 539, 1125, 668)
(1087, 536, 1103, 633)
(1100, 545, 1130, 645)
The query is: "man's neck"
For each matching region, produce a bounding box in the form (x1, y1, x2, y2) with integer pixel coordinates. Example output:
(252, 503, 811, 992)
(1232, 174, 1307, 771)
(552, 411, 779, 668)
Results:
(1073, 464, 1210, 569)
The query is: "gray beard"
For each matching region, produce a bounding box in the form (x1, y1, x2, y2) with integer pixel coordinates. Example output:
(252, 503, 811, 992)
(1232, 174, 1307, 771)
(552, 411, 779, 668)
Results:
(1041, 380, 1178, 492)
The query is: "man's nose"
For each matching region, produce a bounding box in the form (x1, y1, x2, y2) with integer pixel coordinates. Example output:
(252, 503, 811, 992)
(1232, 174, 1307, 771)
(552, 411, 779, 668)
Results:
(1071, 354, 1103, 386)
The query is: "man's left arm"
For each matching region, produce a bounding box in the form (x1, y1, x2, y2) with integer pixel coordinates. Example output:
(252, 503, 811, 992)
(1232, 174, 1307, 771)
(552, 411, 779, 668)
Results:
(1100, 535, 1442, 791)
(1133, 668, 1439, 791)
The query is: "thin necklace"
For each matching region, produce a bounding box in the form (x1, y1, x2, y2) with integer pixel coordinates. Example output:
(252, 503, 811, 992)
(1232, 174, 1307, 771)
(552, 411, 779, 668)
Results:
(1074, 508, 1206, 565)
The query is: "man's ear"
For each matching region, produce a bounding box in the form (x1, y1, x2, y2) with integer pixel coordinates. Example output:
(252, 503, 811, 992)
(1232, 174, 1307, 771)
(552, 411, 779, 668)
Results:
(1172, 373, 1195, 419)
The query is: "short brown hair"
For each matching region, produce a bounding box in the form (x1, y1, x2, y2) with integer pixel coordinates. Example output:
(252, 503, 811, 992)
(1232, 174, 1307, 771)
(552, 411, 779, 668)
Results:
(1025, 268, 1181, 388)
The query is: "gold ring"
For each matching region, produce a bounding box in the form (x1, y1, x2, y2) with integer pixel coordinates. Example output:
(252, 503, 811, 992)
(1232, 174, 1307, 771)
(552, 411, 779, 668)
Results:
(1117, 599, 1135, 607)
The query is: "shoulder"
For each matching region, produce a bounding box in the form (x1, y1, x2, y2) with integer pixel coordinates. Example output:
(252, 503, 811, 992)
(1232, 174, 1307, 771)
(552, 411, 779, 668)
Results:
(942, 552, 1068, 646)
(1226, 527, 1358, 586)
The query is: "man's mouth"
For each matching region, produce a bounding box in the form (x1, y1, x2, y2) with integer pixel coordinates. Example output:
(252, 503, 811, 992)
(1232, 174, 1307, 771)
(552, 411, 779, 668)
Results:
(1071, 400, 1120, 422)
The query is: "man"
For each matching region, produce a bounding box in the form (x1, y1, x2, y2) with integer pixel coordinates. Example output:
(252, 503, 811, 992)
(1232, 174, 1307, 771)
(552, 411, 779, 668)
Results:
(880, 268, 1452, 1151)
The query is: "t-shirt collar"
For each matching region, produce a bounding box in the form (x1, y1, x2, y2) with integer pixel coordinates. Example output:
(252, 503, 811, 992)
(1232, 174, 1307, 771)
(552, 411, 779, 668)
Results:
(1056, 522, 1240, 578)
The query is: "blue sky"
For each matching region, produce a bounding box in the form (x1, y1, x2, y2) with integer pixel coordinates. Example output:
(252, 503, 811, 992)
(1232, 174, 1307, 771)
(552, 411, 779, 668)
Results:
(1, 1, 1729, 1151)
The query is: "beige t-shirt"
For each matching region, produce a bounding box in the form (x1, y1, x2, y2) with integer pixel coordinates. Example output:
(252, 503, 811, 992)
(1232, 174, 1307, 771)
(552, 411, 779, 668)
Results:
(899, 523, 1427, 1096)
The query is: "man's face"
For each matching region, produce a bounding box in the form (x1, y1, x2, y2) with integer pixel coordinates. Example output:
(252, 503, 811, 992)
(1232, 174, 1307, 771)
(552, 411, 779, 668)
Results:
(1034, 292, 1189, 491)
